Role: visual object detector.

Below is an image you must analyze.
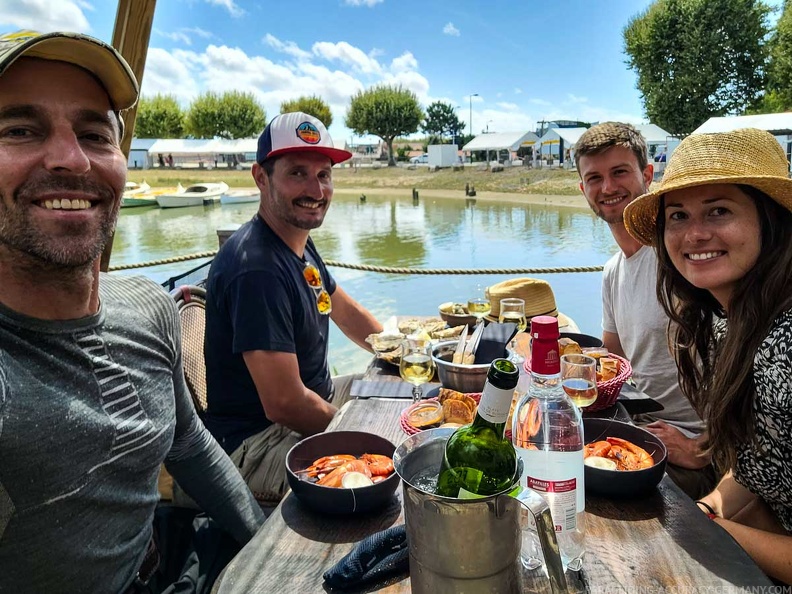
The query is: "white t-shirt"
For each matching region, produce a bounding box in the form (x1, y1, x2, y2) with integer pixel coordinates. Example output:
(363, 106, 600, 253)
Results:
(602, 246, 704, 436)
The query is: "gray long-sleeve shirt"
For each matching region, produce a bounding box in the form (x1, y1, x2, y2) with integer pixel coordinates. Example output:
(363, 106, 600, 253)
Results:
(0, 274, 265, 593)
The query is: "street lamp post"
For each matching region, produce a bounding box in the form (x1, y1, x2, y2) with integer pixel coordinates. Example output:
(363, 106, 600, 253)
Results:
(469, 93, 479, 141)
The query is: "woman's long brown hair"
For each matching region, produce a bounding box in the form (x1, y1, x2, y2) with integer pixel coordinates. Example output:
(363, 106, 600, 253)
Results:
(654, 185, 792, 470)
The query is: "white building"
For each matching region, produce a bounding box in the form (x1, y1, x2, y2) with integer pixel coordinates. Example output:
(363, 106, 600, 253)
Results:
(462, 131, 540, 164)
(692, 113, 792, 168)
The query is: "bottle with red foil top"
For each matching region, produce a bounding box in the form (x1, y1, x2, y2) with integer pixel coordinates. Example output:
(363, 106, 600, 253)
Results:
(511, 315, 585, 571)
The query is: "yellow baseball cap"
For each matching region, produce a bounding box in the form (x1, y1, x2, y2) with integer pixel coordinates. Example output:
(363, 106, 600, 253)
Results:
(0, 30, 139, 111)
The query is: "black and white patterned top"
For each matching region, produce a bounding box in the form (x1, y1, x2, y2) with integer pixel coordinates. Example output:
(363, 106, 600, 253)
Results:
(732, 309, 792, 532)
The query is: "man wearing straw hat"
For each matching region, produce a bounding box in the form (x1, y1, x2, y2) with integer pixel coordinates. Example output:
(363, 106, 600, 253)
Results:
(576, 122, 717, 499)
(0, 30, 264, 593)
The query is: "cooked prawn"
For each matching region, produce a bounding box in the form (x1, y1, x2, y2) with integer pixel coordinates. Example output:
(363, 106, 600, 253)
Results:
(316, 459, 372, 488)
(301, 454, 356, 478)
(360, 453, 394, 476)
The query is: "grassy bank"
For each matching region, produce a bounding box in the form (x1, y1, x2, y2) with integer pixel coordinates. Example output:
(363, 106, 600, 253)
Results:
(126, 164, 583, 195)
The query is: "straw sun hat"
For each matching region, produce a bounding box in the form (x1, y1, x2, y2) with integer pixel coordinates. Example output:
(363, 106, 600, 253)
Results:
(485, 277, 573, 329)
(624, 128, 792, 246)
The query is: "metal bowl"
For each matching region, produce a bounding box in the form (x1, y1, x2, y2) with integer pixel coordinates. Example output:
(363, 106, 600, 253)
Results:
(285, 431, 400, 515)
(431, 340, 489, 393)
(583, 418, 667, 498)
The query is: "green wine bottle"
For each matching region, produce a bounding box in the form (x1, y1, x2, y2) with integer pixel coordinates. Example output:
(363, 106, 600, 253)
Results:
(436, 358, 520, 498)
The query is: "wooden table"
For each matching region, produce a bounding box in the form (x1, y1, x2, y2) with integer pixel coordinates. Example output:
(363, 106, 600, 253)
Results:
(216, 397, 772, 593)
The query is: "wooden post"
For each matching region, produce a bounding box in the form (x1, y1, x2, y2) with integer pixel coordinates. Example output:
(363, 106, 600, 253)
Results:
(100, 0, 157, 272)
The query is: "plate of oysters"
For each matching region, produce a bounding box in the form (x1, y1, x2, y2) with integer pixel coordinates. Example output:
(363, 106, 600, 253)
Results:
(366, 318, 465, 366)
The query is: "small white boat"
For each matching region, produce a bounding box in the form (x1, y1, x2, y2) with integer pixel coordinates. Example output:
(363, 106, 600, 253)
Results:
(221, 189, 259, 205)
(121, 181, 156, 208)
(156, 182, 229, 208)
(123, 181, 150, 196)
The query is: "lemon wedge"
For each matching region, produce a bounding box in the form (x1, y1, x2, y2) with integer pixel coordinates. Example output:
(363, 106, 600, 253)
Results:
(341, 472, 374, 488)
(584, 456, 618, 470)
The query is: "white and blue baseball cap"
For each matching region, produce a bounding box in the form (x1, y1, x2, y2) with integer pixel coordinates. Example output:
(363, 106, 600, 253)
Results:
(256, 112, 352, 165)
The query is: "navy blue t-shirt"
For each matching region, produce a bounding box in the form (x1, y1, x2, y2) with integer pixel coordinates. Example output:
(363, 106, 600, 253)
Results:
(203, 215, 336, 453)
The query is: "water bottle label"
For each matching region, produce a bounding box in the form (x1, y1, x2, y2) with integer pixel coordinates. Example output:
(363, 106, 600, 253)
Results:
(516, 448, 585, 534)
(478, 383, 514, 423)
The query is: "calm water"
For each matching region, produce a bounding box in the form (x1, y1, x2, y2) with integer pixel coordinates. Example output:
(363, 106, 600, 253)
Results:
(112, 192, 618, 375)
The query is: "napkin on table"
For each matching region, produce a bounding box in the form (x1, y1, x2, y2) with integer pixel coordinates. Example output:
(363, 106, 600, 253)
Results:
(473, 322, 518, 365)
(323, 524, 409, 591)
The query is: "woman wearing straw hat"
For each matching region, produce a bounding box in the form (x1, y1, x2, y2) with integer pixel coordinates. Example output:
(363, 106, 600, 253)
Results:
(624, 128, 792, 584)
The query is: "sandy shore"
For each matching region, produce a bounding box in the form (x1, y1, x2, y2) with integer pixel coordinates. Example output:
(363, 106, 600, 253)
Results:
(332, 187, 589, 210)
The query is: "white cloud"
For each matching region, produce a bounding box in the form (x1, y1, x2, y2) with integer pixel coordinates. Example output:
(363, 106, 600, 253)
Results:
(139, 37, 436, 141)
(184, 27, 212, 39)
(205, 0, 244, 17)
(390, 51, 418, 74)
(529, 98, 552, 106)
(0, 0, 91, 32)
(443, 22, 460, 36)
(496, 102, 519, 111)
(139, 47, 200, 105)
(567, 93, 589, 104)
(344, 0, 383, 6)
(156, 29, 192, 46)
(265, 34, 312, 60)
(514, 88, 523, 95)
(313, 41, 381, 75)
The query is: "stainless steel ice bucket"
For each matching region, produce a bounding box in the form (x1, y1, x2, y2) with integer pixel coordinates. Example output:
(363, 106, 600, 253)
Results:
(392, 428, 566, 594)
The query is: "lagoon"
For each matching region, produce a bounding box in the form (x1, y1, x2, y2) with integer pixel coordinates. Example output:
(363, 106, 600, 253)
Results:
(112, 191, 618, 375)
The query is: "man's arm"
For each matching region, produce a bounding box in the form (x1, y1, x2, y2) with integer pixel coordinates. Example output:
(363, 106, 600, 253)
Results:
(330, 285, 382, 352)
(243, 349, 337, 435)
(166, 344, 265, 544)
(602, 330, 626, 358)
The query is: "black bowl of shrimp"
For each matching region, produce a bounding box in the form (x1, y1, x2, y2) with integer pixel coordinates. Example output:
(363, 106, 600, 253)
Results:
(583, 418, 668, 498)
(285, 430, 400, 514)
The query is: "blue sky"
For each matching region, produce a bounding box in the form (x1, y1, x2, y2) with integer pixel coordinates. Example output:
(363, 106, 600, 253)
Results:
(1, 0, 783, 144)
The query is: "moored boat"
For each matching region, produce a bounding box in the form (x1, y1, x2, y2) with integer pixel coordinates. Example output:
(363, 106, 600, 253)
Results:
(121, 181, 156, 208)
(221, 189, 259, 205)
(156, 182, 229, 208)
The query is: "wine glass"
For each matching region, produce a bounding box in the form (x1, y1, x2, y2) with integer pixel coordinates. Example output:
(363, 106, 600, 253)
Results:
(399, 339, 435, 403)
(498, 298, 527, 332)
(467, 285, 491, 325)
(560, 353, 598, 409)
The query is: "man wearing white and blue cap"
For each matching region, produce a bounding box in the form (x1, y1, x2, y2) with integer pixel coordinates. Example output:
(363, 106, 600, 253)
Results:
(204, 112, 382, 506)
(0, 30, 264, 593)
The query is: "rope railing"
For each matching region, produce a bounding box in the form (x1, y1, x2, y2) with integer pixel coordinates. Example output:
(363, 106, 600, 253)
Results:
(108, 250, 604, 275)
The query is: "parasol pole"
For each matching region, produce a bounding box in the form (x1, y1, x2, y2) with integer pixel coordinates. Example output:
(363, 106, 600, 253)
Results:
(100, 0, 157, 272)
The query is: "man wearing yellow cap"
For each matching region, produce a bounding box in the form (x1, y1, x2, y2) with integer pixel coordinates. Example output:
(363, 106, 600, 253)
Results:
(0, 30, 264, 593)
(575, 122, 718, 499)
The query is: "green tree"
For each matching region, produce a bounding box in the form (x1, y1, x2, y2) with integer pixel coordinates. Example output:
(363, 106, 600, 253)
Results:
(624, 0, 771, 135)
(421, 101, 464, 143)
(186, 91, 266, 139)
(280, 95, 333, 128)
(765, 0, 792, 110)
(346, 85, 423, 166)
(134, 94, 184, 138)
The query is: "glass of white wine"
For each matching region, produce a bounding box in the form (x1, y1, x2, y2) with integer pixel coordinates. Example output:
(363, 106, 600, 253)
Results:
(560, 353, 598, 409)
(498, 298, 527, 332)
(467, 285, 491, 325)
(399, 339, 435, 403)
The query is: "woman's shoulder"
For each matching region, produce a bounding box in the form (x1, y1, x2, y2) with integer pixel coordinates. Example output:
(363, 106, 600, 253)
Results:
(765, 309, 792, 342)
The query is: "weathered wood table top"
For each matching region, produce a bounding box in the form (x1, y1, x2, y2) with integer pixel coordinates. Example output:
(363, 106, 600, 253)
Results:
(216, 397, 772, 593)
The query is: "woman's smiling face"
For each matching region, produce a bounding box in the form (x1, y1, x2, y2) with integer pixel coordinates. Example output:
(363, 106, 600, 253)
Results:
(663, 183, 762, 309)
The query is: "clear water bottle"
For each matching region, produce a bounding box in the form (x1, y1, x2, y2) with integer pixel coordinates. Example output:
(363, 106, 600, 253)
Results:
(511, 315, 585, 571)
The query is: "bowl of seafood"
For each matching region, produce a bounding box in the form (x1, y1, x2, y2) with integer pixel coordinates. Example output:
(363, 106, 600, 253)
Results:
(438, 302, 478, 328)
(285, 430, 400, 514)
(431, 340, 490, 393)
(583, 418, 667, 498)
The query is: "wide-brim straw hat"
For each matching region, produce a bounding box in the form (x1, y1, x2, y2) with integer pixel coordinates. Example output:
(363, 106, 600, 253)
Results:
(624, 128, 792, 246)
(485, 277, 573, 329)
